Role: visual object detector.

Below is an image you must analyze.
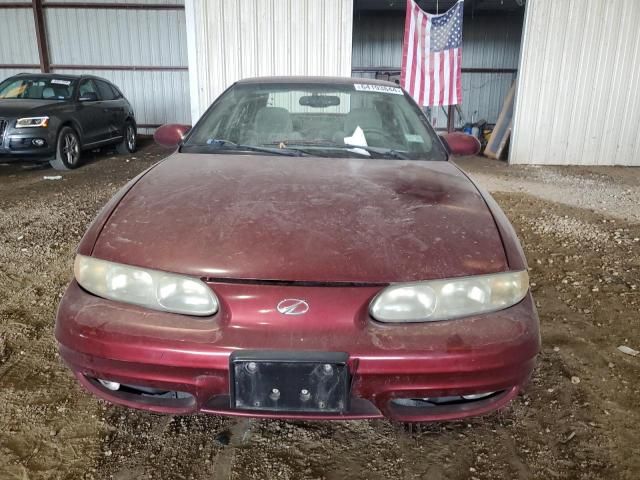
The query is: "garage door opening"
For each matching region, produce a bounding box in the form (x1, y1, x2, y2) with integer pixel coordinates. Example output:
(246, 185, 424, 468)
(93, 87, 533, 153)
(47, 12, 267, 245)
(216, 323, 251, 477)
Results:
(351, 0, 525, 158)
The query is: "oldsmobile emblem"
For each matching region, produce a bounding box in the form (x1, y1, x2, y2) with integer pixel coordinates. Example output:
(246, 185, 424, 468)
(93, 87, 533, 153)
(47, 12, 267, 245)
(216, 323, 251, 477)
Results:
(276, 299, 309, 315)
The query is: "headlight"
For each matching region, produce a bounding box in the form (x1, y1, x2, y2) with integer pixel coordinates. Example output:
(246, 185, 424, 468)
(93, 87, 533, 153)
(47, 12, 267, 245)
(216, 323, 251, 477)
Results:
(370, 270, 529, 323)
(74, 254, 218, 316)
(15, 116, 49, 128)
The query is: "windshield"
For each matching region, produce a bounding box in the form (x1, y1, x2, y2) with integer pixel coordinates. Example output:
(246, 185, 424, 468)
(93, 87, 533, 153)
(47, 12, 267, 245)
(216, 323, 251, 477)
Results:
(0, 77, 76, 100)
(183, 82, 447, 161)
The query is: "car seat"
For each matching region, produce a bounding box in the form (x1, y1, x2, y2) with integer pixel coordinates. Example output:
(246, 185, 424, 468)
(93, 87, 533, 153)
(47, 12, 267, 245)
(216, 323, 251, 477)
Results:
(250, 107, 300, 145)
(343, 108, 385, 146)
(344, 108, 383, 134)
(42, 87, 56, 99)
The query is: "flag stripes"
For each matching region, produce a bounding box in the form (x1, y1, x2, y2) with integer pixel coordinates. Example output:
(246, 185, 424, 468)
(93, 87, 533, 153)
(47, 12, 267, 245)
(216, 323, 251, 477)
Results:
(401, 0, 464, 107)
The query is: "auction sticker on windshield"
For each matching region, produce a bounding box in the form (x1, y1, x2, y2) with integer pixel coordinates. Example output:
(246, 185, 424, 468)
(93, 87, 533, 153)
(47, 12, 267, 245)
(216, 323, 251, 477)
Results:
(51, 79, 71, 85)
(354, 84, 403, 95)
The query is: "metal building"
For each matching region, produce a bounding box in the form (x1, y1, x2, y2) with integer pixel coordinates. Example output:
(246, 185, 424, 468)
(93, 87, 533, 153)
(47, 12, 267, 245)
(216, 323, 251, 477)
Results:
(0, 0, 189, 133)
(0, 0, 518, 133)
(1, 0, 639, 166)
(185, 0, 353, 121)
(512, 0, 640, 166)
(184, 0, 522, 130)
(352, 6, 522, 129)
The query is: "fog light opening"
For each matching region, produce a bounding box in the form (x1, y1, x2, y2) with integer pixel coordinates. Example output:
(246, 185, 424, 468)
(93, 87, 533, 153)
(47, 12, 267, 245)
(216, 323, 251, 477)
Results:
(90, 376, 193, 400)
(391, 391, 504, 408)
(98, 379, 121, 391)
(461, 391, 496, 400)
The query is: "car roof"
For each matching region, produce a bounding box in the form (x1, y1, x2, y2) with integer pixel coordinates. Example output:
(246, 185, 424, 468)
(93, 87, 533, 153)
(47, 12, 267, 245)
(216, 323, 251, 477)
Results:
(236, 76, 401, 88)
(15, 72, 79, 80)
(13, 72, 113, 83)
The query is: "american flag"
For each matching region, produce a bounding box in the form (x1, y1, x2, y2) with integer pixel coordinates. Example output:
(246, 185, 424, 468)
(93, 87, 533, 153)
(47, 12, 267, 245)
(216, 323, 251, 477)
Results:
(400, 0, 464, 107)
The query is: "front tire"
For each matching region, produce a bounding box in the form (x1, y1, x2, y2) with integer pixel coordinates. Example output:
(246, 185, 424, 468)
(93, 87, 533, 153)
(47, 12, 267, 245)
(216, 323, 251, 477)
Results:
(49, 127, 81, 170)
(116, 122, 137, 154)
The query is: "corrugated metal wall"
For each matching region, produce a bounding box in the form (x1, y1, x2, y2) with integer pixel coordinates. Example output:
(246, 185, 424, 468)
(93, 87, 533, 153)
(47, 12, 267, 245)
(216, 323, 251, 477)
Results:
(53, 69, 191, 127)
(185, 0, 354, 122)
(512, 0, 640, 166)
(0, 68, 41, 82)
(0, 4, 39, 82)
(46, 8, 186, 67)
(45, 4, 190, 128)
(0, 0, 190, 130)
(352, 11, 522, 127)
(48, 0, 182, 3)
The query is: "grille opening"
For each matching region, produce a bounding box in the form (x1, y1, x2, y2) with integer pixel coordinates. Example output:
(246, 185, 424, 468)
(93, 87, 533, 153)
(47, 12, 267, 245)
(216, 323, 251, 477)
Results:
(390, 391, 503, 408)
(87, 376, 194, 406)
(116, 382, 193, 399)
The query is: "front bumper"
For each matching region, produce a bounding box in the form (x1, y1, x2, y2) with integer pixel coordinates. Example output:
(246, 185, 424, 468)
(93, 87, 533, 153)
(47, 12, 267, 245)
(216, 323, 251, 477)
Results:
(0, 120, 56, 159)
(55, 280, 540, 422)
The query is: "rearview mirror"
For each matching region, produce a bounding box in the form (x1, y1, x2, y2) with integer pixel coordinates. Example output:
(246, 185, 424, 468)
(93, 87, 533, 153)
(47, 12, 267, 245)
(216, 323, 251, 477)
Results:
(154, 123, 191, 149)
(299, 95, 340, 108)
(439, 132, 481, 156)
(79, 92, 98, 102)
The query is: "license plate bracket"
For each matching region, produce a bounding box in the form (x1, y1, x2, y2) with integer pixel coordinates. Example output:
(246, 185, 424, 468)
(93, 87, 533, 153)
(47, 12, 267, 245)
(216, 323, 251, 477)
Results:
(230, 350, 350, 413)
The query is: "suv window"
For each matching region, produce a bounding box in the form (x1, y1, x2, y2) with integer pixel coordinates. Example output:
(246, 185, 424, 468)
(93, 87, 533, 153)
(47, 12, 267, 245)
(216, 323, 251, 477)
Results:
(0, 76, 76, 100)
(78, 79, 99, 99)
(109, 84, 122, 99)
(96, 80, 116, 101)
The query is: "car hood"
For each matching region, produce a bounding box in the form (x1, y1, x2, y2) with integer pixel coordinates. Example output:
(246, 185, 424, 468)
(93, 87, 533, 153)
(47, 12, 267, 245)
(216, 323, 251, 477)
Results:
(0, 99, 64, 117)
(92, 153, 508, 283)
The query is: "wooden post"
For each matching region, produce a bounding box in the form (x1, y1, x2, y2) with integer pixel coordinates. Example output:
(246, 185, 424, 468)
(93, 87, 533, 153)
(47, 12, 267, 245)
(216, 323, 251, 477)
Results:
(32, 0, 50, 73)
(446, 105, 455, 133)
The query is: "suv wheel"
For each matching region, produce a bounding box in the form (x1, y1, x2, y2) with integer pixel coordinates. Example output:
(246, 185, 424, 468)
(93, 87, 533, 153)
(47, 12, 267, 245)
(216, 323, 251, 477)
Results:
(116, 122, 137, 154)
(49, 127, 81, 170)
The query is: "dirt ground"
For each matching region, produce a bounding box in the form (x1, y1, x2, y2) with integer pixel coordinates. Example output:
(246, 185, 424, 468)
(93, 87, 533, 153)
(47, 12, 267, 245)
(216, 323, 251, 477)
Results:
(1, 144, 638, 480)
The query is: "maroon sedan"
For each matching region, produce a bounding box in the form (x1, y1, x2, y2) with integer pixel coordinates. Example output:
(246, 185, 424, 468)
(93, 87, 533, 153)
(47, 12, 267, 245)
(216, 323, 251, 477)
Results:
(55, 77, 539, 422)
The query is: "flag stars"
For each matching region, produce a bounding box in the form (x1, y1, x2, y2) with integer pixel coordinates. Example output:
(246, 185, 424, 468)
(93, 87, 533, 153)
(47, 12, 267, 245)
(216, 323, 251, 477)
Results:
(402, 0, 463, 106)
(430, 1, 463, 52)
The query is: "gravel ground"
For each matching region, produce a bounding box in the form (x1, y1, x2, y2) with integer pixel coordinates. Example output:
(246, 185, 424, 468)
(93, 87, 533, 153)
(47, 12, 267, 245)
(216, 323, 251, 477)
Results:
(1, 145, 639, 479)
(455, 156, 640, 223)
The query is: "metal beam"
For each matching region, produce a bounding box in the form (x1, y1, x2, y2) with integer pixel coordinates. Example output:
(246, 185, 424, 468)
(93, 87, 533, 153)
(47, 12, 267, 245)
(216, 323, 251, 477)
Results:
(32, 0, 50, 73)
(0, 64, 41, 69)
(43, 2, 185, 10)
(352, 67, 518, 74)
(0, 2, 31, 8)
(462, 67, 518, 74)
(50, 64, 188, 72)
(0, 2, 186, 10)
(0, 64, 188, 72)
(446, 105, 455, 133)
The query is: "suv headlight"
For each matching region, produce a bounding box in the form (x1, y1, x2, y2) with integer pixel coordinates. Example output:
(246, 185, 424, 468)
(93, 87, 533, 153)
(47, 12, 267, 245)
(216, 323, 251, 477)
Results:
(15, 116, 49, 128)
(370, 271, 529, 323)
(74, 254, 218, 316)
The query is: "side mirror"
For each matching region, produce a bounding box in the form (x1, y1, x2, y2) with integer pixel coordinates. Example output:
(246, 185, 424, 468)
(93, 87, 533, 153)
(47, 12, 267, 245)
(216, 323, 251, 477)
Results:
(439, 132, 481, 156)
(154, 123, 191, 149)
(79, 92, 98, 102)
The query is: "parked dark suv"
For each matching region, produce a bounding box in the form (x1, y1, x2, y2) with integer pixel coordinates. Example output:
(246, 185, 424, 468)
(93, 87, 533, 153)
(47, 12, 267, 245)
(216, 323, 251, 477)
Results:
(0, 73, 136, 170)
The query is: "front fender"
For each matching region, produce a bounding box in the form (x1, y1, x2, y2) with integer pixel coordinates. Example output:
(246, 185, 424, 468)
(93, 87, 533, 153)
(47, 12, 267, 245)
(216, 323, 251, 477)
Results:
(76, 163, 163, 256)
(452, 163, 528, 271)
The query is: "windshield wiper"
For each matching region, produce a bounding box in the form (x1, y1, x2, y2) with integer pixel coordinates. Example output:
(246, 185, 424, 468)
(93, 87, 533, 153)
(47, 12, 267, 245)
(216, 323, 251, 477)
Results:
(352, 145, 410, 160)
(267, 141, 410, 160)
(192, 139, 308, 157)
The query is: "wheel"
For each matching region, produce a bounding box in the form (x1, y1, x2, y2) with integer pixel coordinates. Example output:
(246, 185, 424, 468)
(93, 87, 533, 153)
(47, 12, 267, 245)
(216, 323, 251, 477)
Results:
(49, 127, 81, 170)
(116, 122, 137, 154)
